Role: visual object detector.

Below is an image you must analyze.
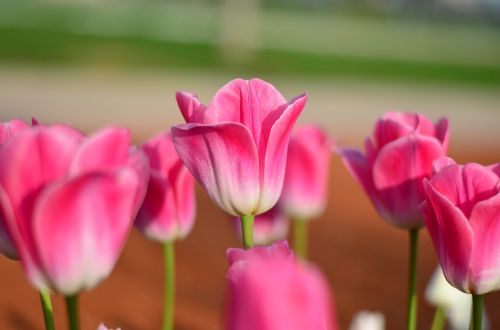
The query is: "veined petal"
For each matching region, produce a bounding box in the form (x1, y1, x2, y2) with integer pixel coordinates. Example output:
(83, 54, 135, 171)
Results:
(423, 180, 473, 293)
(172, 123, 259, 216)
(31, 170, 139, 295)
(176, 91, 207, 124)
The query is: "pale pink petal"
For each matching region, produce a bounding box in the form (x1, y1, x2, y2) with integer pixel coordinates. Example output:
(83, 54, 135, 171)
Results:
(0, 119, 29, 143)
(257, 94, 307, 214)
(70, 127, 130, 175)
(31, 170, 139, 295)
(176, 91, 207, 124)
(432, 156, 456, 175)
(468, 192, 500, 294)
(373, 135, 444, 227)
(141, 131, 178, 174)
(172, 123, 259, 216)
(423, 180, 473, 293)
(429, 163, 498, 218)
(227, 240, 292, 266)
(171, 163, 196, 238)
(126, 146, 150, 215)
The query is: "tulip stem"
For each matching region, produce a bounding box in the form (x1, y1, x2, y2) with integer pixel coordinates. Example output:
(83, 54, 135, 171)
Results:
(407, 228, 419, 330)
(163, 241, 175, 330)
(240, 214, 254, 249)
(430, 306, 446, 330)
(293, 218, 308, 259)
(65, 294, 79, 330)
(471, 294, 483, 330)
(39, 290, 55, 330)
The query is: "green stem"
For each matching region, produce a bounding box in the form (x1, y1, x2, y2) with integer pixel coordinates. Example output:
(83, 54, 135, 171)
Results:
(240, 214, 254, 249)
(407, 228, 419, 330)
(163, 241, 175, 330)
(292, 218, 308, 259)
(39, 290, 55, 330)
(65, 294, 79, 330)
(430, 306, 446, 330)
(471, 294, 483, 330)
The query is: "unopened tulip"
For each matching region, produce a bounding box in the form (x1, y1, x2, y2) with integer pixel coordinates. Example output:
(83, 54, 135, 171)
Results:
(422, 158, 500, 295)
(0, 119, 30, 259)
(281, 125, 333, 219)
(339, 112, 448, 229)
(172, 78, 307, 217)
(0, 125, 148, 295)
(136, 130, 196, 242)
(232, 206, 288, 245)
(225, 241, 336, 330)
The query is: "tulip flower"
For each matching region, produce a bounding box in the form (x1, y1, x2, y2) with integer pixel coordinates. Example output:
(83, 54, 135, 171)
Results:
(348, 311, 385, 330)
(0, 124, 148, 330)
(425, 266, 489, 330)
(280, 125, 332, 258)
(172, 78, 307, 248)
(422, 157, 500, 330)
(232, 206, 288, 245)
(225, 241, 336, 330)
(338, 112, 449, 330)
(135, 130, 196, 330)
(97, 324, 122, 330)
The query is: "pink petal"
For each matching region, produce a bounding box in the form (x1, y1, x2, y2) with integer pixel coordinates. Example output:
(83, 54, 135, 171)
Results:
(172, 164, 196, 238)
(227, 240, 292, 266)
(257, 94, 307, 214)
(429, 163, 498, 218)
(374, 115, 415, 147)
(70, 127, 130, 175)
(205, 79, 287, 145)
(31, 170, 139, 295)
(468, 192, 500, 294)
(0, 185, 18, 259)
(141, 131, 178, 174)
(0, 119, 29, 144)
(432, 156, 456, 175)
(423, 180, 473, 292)
(435, 118, 449, 152)
(372, 135, 444, 227)
(126, 146, 150, 216)
(488, 163, 500, 178)
(176, 92, 207, 124)
(172, 122, 259, 216)
(0, 126, 82, 212)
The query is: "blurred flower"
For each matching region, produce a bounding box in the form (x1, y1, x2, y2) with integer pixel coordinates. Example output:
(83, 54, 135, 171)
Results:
(135, 130, 196, 242)
(348, 310, 385, 330)
(172, 78, 307, 216)
(232, 206, 288, 245)
(0, 118, 30, 259)
(426, 266, 489, 330)
(339, 112, 448, 229)
(0, 125, 148, 295)
(422, 157, 500, 294)
(97, 324, 121, 330)
(280, 125, 333, 219)
(225, 241, 336, 330)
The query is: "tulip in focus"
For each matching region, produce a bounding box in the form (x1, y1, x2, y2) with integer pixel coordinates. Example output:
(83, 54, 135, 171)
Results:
(348, 311, 385, 330)
(225, 241, 336, 330)
(0, 124, 148, 295)
(172, 78, 307, 218)
(232, 206, 288, 245)
(339, 112, 448, 229)
(281, 125, 333, 219)
(422, 157, 500, 295)
(136, 130, 196, 242)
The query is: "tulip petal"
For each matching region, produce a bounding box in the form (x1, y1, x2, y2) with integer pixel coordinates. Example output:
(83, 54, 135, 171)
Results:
(435, 118, 449, 152)
(227, 240, 292, 266)
(172, 164, 196, 238)
(488, 163, 500, 178)
(432, 156, 456, 175)
(0, 185, 18, 259)
(256, 94, 307, 214)
(172, 123, 259, 216)
(429, 163, 498, 218)
(31, 170, 138, 294)
(0, 126, 82, 211)
(176, 92, 207, 124)
(423, 180, 473, 292)
(468, 192, 500, 294)
(0, 119, 29, 144)
(70, 127, 130, 175)
(373, 135, 444, 226)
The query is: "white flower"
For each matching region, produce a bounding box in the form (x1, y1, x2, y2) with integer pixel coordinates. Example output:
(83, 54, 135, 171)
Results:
(349, 310, 385, 330)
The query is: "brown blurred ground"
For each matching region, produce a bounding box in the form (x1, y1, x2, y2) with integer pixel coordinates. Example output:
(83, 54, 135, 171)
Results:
(0, 67, 499, 329)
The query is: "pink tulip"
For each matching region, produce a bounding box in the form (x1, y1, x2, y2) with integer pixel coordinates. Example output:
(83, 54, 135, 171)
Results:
(225, 241, 336, 330)
(339, 112, 449, 229)
(0, 119, 30, 258)
(280, 125, 333, 219)
(232, 206, 288, 245)
(422, 157, 500, 294)
(0, 125, 148, 295)
(172, 78, 307, 216)
(135, 130, 196, 242)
